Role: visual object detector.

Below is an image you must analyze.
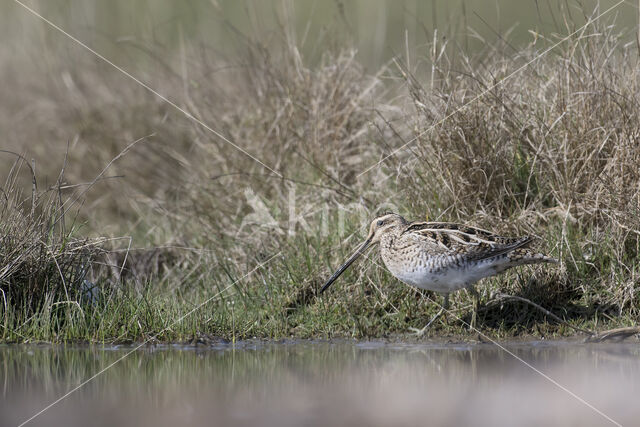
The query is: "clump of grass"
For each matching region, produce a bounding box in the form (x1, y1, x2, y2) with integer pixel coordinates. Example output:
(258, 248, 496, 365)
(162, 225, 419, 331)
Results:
(384, 13, 640, 324)
(0, 156, 106, 340)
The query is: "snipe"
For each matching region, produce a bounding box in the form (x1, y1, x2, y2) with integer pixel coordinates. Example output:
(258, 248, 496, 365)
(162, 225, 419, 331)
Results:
(320, 213, 557, 335)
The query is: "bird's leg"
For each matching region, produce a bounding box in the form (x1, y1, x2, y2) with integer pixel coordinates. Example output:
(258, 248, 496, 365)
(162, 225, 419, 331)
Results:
(410, 294, 450, 337)
(469, 286, 480, 330)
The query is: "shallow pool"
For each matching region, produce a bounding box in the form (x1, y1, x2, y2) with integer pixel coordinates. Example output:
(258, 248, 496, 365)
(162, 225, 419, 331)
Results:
(2, 339, 639, 426)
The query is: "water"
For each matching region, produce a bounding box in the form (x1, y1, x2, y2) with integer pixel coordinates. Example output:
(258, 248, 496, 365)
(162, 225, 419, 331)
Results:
(2, 340, 639, 426)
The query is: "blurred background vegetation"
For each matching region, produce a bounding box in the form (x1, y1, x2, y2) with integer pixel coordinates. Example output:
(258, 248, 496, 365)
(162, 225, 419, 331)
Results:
(4, 1, 635, 67)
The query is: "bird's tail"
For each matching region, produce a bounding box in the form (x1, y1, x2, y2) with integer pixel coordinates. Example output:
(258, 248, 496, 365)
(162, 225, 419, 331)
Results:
(508, 248, 559, 266)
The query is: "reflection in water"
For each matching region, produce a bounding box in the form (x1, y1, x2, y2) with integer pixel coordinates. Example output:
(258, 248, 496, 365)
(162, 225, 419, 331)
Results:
(1, 341, 639, 426)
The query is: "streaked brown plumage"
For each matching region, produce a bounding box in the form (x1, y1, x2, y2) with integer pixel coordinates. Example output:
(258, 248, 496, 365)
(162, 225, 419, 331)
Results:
(321, 213, 557, 334)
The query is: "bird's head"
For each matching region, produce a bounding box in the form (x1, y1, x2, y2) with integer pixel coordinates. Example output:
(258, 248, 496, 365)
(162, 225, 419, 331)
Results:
(366, 212, 407, 244)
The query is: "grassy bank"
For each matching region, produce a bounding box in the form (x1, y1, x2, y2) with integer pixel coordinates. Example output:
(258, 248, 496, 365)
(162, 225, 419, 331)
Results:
(1, 8, 639, 343)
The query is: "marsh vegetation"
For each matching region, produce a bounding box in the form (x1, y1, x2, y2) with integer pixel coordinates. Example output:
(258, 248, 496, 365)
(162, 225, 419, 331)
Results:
(1, 1, 639, 343)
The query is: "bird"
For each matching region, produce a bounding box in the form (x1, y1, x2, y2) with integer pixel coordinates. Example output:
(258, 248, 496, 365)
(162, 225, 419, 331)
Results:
(320, 212, 558, 335)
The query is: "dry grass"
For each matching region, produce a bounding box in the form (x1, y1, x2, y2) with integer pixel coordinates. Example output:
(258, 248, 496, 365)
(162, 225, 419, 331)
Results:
(391, 15, 640, 319)
(0, 157, 103, 320)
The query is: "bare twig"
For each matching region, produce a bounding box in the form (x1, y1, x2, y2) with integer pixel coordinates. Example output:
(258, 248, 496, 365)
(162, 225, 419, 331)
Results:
(585, 326, 640, 342)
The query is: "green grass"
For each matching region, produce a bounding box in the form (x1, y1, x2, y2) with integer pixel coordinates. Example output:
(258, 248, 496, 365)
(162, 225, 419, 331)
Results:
(1, 7, 639, 343)
(0, 212, 635, 343)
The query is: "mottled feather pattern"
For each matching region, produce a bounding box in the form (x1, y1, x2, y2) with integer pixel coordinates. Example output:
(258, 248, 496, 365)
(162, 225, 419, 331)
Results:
(402, 222, 536, 261)
(508, 248, 559, 264)
(321, 213, 557, 295)
(320, 213, 559, 333)
(378, 215, 557, 292)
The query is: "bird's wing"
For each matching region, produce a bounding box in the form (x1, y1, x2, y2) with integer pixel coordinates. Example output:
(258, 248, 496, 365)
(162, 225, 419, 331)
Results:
(402, 221, 533, 261)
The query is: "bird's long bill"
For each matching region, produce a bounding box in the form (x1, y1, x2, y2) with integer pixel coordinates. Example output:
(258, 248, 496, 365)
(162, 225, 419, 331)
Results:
(320, 237, 372, 294)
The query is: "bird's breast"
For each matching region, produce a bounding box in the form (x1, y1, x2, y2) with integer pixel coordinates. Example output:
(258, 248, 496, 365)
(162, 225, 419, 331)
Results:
(380, 249, 497, 293)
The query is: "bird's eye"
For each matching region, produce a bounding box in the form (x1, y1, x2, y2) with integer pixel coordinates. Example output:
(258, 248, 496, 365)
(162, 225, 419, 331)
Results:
(377, 219, 385, 226)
